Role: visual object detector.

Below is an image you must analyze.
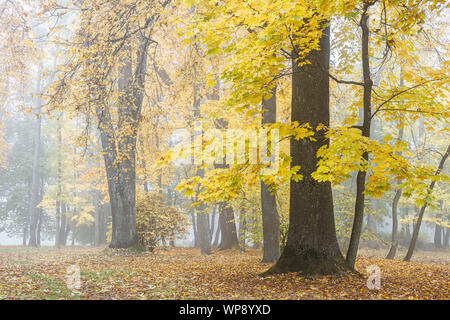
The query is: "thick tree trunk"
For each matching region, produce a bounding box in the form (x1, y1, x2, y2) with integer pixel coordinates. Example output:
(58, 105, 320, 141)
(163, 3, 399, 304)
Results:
(404, 144, 450, 261)
(96, 39, 149, 249)
(346, 7, 373, 268)
(196, 209, 211, 255)
(261, 85, 280, 263)
(218, 202, 239, 250)
(266, 26, 346, 275)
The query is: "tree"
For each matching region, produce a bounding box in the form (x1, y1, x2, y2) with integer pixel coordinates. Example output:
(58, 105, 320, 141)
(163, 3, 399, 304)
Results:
(47, 0, 169, 248)
(261, 86, 280, 262)
(267, 26, 347, 275)
(404, 144, 449, 261)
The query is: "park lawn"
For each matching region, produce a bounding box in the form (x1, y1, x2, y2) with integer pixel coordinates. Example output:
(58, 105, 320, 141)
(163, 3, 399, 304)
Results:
(0, 246, 448, 300)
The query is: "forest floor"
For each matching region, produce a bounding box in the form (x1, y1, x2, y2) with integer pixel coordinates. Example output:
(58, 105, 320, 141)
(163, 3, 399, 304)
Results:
(0, 246, 448, 300)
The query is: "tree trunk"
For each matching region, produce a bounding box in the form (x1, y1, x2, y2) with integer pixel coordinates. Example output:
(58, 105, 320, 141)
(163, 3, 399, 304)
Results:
(213, 222, 220, 247)
(403, 207, 411, 241)
(96, 39, 149, 249)
(209, 205, 217, 245)
(55, 116, 63, 248)
(28, 71, 42, 248)
(191, 211, 198, 247)
(444, 228, 449, 248)
(434, 200, 444, 249)
(239, 210, 247, 252)
(218, 202, 239, 250)
(434, 224, 442, 249)
(404, 144, 450, 261)
(266, 26, 346, 275)
(261, 85, 280, 263)
(346, 6, 373, 268)
(386, 124, 404, 259)
(191, 83, 211, 255)
(386, 188, 402, 259)
(22, 225, 27, 246)
(59, 203, 67, 246)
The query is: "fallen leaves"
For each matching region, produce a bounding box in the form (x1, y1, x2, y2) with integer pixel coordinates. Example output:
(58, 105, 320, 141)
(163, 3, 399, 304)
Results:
(0, 246, 448, 300)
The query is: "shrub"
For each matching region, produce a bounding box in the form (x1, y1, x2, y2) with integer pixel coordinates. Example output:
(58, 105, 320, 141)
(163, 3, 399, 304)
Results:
(136, 191, 188, 251)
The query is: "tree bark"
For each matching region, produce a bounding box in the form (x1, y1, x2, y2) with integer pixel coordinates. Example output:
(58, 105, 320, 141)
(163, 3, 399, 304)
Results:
(96, 39, 150, 248)
(386, 188, 402, 259)
(213, 222, 220, 247)
(404, 144, 450, 261)
(386, 124, 404, 259)
(261, 85, 280, 263)
(346, 5, 373, 268)
(266, 26, 346, 275)
(218, 202, 239, 250)
(28, 70, 42, 248)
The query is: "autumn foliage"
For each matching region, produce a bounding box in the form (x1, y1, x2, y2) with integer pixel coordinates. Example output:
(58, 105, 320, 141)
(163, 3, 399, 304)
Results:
(136, 192, 188, 251)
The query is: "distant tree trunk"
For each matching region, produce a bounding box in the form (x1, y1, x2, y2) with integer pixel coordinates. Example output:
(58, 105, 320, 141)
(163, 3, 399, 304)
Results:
(22, 225, 27, 246)
(404, 144, 450, 261)
(94, 202, 107, 246)
(434, 224, 442, 249)
(55, 116, 63, 248)
(346, 6, 374, 268)
(365, 206, 379, 249)
(444, 228, 449, 248)
(261, 85, 280, 263)
(28, 70, 42, 248)
(387, 124, 404, 259)
(59, 204, 67, 246)
(213, 222, 220, 247)
(36, 178, 44, 246)
(191, 211, 198, 247)
(36, 208, 43, 246)
(401, 207, 411, 245)
(209, 205, 217, 245)
(386, 188, 402, 259)
(434, 200, 444, 249)
(239, 210, 247, 252)
(266, 26, 346, 275)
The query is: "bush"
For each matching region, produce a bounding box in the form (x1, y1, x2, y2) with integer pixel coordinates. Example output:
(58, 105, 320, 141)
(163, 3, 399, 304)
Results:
(136, 191, 188, 251)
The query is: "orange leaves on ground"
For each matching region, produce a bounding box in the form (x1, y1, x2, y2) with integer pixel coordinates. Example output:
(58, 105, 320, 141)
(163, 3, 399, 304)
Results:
(0, 247, 448, 300)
